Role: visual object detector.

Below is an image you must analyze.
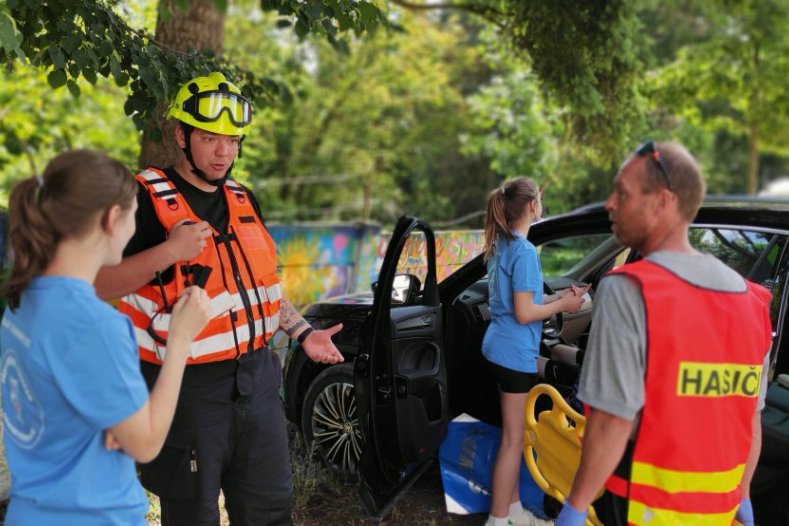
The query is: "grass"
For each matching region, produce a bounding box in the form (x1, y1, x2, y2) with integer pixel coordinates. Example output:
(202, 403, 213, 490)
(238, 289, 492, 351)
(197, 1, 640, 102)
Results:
(289, 425, 343, 512)
(143, 424, 335, 525)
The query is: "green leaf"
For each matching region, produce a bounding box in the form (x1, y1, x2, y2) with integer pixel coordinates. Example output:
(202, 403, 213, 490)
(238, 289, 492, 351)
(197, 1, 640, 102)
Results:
(47, 68, 67, 89)
(109, 55, 122, 79)
(66, 78, 80, 97)
(336, 12, 351, 31)
(139, 66, 162, 99)
(99, 41, 113, 57)
(83, 67, 97, 85)
(322, 19, 337, 35)
(357, 3, 379, 27)
(61, 35, 80, 54)
(132, 113, 146, 132)
(0, 13, 20, 51)
(294, 18, 309, 38)
(305, 2, 323, 21)
(73, 49, 89, 70)
(114, 71, 129, 87)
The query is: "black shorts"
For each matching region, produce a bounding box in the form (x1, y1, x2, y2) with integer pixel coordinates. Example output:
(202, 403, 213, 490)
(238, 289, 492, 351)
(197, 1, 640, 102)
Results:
(487, 361, 537, 393)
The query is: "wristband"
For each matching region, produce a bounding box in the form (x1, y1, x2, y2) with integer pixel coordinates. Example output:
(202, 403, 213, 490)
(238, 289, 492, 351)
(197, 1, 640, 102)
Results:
(296, 327, 315, 345)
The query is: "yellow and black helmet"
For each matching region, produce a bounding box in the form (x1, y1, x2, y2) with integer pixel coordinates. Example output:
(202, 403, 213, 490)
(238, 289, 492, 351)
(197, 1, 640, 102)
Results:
(166, 72, 252, 136)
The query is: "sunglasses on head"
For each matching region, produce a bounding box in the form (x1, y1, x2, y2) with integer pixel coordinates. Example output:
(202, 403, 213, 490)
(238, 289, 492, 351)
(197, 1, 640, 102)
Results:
(636, 140, 672, 191)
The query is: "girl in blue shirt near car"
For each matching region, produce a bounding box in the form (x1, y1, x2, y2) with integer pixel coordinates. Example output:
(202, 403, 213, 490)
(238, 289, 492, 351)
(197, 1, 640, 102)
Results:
(482, 176, 584, 526)
(0, 150, 211, 526)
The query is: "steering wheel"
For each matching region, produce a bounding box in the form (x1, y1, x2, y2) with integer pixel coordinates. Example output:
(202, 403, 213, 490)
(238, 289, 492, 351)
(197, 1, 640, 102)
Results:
(542, 282, 563, 339)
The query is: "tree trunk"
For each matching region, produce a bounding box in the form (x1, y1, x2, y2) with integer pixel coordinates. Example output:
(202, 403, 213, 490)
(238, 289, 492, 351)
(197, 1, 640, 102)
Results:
(745, 41, 761, 196)
(747, 121, 759, 195)
(138, 0, 226, 168)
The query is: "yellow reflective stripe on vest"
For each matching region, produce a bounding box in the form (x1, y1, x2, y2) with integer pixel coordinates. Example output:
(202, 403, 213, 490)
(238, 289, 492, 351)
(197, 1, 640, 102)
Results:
(631, 461, 745, 494)
(676, 361, 762, 398)
(628, 500, 737, 526)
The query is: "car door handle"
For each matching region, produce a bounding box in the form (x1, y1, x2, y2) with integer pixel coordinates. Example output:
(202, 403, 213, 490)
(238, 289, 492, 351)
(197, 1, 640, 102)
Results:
(396, 314, 434, 331)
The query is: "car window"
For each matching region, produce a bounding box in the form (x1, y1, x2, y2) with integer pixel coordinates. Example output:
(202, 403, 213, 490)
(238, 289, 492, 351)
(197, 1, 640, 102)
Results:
(691, 228, 773, 279)
(690, 227, 788, 325)
(391, 230, 486, 286)
(537, 234, 622, 277)
(394, 234, 428, 290)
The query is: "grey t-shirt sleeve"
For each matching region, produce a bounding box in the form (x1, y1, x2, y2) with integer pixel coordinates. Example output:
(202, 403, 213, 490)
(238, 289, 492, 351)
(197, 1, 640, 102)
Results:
(578, 274, 646, 420)
(758, 350, 770, 411)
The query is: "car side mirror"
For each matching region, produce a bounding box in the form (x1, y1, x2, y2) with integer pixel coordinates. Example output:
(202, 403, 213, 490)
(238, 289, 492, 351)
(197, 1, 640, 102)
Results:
(371, 274, 422, 304)
(392, 274, 421, 305)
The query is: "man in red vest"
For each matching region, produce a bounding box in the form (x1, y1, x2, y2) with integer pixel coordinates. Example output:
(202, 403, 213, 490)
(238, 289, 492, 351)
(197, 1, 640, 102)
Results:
(556, 141, 772, 526)
(96, 72, 343, 525)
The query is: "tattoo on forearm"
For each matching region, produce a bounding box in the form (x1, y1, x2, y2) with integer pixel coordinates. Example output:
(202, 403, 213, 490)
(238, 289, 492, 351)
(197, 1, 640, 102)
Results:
(285, 319, 308, 337)
(279, 299, 306, 333)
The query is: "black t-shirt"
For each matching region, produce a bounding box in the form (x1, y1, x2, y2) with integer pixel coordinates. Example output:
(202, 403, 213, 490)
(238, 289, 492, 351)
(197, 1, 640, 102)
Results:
(124, 166, 265, 283)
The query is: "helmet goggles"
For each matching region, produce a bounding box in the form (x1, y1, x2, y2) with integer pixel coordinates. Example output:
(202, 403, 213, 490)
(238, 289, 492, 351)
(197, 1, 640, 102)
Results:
(181, 90, 252, 127)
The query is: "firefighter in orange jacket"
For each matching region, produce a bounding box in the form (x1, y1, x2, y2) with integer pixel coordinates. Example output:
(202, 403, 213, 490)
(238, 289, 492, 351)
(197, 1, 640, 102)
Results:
(96, 72, 343, 526)
(556, 141, 771, 526)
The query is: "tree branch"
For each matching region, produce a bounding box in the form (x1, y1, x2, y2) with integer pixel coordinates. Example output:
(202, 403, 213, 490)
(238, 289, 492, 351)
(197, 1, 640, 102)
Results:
(388, 0, 505, 28)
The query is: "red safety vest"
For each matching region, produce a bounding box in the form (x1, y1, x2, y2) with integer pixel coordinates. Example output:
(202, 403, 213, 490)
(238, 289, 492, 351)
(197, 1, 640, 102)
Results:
(604, 260, 772, 525)
(118, 168, 282, 365)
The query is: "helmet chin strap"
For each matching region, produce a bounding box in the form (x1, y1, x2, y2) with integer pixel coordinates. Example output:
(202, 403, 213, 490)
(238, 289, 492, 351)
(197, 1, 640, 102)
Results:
(180, 123, 236, 187)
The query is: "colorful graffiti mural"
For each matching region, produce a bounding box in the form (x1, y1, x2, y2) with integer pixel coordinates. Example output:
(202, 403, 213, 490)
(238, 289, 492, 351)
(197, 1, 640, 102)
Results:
(382, 230, 485, 288)
(268, 222, 381, 307)
(269, 224, 485, 309)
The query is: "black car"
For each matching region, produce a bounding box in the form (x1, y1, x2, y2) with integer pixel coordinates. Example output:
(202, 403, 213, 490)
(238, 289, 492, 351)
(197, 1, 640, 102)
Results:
(283, 199, 789, 523)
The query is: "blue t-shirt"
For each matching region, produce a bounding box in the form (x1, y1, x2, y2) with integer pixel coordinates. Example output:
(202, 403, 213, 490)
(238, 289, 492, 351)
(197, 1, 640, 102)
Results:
(482, 233, 544, 372)
(0, 277, 149, 525)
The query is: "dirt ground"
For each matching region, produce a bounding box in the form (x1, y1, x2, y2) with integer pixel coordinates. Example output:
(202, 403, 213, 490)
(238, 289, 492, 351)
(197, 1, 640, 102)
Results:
(0, 464, 489, 526)
(293, 463, 486, 526)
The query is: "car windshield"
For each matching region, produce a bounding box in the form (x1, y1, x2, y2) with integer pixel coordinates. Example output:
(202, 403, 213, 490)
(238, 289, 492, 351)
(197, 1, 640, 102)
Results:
(538, 234, 625, 279)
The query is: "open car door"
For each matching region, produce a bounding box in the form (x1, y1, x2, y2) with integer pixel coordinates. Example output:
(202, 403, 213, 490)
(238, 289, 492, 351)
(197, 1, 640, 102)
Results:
(354, 215, 449, 517)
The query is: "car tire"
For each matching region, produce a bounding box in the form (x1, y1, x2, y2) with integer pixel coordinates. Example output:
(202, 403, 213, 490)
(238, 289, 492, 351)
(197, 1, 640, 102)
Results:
(301, 363, 364, 481)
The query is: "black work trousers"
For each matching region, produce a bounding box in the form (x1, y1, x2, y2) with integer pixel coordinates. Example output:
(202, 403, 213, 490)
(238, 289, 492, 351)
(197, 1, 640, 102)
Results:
(593, 491, 627, 526)
(139, 350, 293, 526)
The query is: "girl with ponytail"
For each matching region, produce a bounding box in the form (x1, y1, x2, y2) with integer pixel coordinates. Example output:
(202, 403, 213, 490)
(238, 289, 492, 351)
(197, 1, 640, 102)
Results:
(482, 176, 586, 526)
(0, 150, 211, 525)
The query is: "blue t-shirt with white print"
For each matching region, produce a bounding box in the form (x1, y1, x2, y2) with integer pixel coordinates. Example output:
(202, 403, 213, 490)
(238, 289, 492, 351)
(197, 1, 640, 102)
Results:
(1, 276, 148, 526)
(482, 232, 543, 373)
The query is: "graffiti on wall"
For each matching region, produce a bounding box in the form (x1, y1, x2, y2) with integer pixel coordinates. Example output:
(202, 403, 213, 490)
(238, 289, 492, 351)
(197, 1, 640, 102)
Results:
(269, 224, 486, 309)
(268, 223, 381, 308)
(380, 230, 485, 287)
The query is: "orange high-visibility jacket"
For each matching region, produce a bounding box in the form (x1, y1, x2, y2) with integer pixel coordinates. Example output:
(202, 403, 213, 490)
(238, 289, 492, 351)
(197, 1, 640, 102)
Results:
(604, 260, 772, 525)
(119, 168, 282, 365)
